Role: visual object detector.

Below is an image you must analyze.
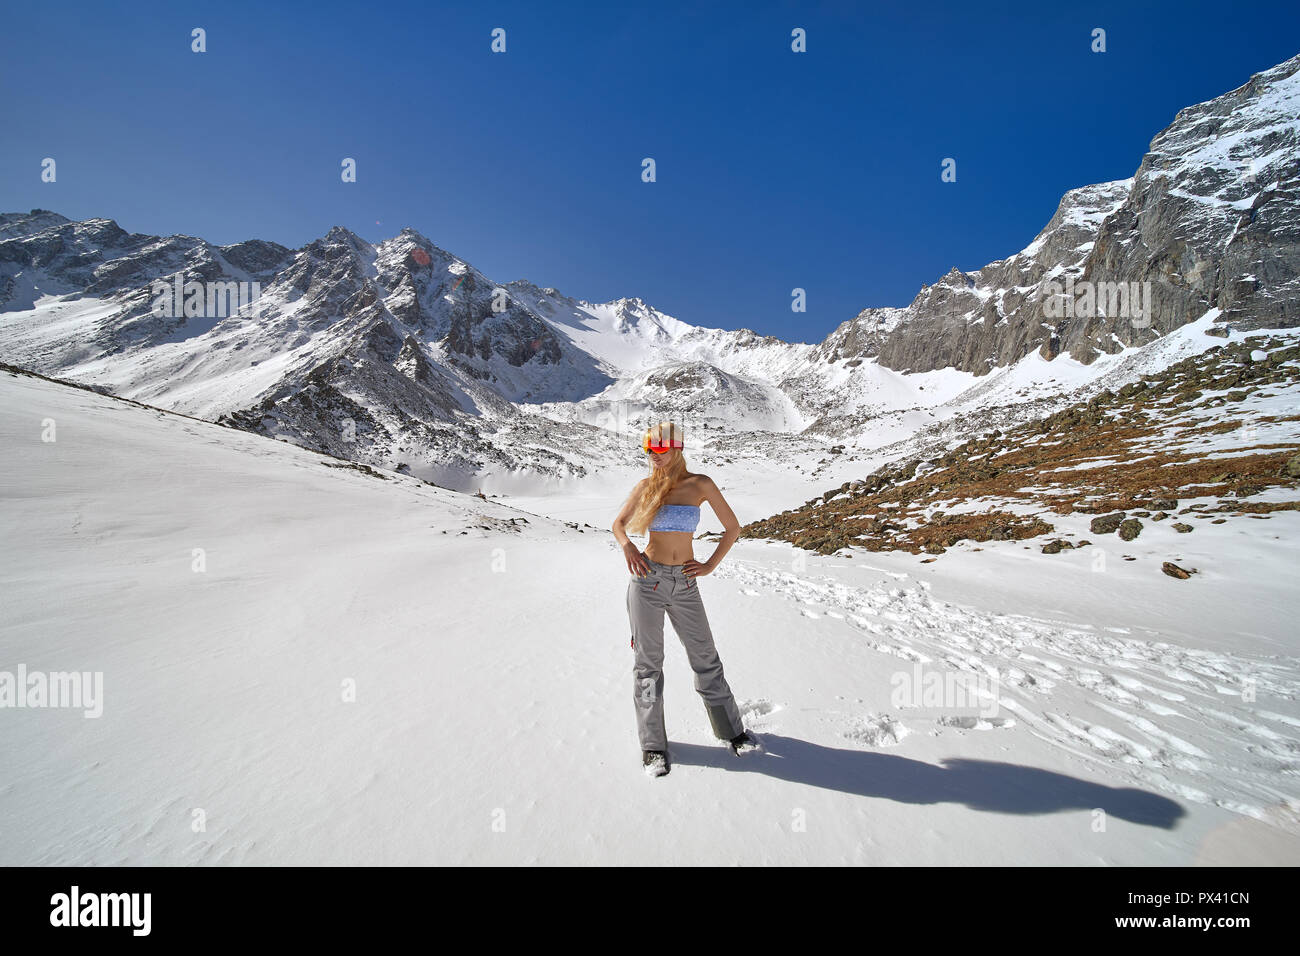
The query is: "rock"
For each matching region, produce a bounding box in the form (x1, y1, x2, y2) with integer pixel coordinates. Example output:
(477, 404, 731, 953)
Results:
(1282, 455, 1300, 479)
(1041, 540, 1062, 554)
(1162, 562, 1195, 579)
(1090, 512, 1126, 534)
(1118, 518, 1143, 541)
(1151, 511, 1168, 521)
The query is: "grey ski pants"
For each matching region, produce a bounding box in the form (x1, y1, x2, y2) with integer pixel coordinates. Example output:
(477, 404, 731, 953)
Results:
(627, 558, 745, 751)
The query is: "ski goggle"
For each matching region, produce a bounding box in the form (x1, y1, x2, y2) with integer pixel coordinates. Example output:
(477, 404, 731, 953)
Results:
(643, 431, 684, 454)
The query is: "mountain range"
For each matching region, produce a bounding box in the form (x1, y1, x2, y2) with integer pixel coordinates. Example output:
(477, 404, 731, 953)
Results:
(2, 53, 1297, 496)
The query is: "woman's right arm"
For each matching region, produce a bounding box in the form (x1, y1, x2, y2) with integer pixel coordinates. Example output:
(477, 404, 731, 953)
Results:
(612, 480, 651, 576)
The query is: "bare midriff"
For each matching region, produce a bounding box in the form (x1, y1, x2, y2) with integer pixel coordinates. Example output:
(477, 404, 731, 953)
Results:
(644, 530, 695, 566)
(643, 500, 701, 565)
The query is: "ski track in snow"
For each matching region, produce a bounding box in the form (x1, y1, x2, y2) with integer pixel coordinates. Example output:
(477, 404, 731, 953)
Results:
(713, 559, 1300, 826)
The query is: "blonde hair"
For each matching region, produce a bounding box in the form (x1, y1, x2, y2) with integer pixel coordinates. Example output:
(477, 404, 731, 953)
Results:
(626, 421, 688, 536)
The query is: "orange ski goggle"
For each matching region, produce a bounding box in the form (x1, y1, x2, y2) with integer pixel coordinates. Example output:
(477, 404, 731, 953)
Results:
(643, 434, 683, 454)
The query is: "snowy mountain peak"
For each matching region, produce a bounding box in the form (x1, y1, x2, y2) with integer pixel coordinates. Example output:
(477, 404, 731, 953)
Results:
(506, 278, 570, 302)
(591, 295, 693, 340)
(316, 225, 372, 253)
(0, 208, 72, 240)
(389, 226, 460, 262)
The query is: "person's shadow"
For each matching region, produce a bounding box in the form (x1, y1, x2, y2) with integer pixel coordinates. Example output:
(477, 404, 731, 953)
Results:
(670, 734, 1184, 828)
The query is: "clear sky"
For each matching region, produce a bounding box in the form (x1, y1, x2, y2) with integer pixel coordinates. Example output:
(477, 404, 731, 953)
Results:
(2, 0, 1297, 344)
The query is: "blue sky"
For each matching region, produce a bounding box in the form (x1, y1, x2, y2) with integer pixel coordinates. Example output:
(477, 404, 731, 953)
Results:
(2, 0, 1297, 344)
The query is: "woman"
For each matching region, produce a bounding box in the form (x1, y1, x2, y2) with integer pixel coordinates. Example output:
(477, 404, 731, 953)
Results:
(611, 421, 761, 777)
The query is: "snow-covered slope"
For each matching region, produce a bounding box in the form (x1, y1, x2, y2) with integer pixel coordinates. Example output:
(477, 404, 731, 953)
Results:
(3, 365, 1297, 865)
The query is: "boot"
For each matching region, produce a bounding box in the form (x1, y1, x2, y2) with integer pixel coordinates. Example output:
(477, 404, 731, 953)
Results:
(642, 750, 670, 777)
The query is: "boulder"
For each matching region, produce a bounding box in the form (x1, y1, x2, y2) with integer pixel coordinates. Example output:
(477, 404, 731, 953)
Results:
(1090, 512, 1126, 534)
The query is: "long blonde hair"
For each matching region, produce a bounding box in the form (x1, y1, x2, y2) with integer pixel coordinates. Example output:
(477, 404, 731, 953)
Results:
(626, 422, 689, 536)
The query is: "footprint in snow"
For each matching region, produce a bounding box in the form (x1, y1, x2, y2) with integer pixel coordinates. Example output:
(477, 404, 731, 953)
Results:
(842, 713, 910, 747)
(743, 697, 780, 728)
(740, 699, 782, 723)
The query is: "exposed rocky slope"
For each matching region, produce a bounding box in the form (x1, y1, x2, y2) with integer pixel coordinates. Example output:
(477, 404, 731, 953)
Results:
(741, 332, 1300, 568)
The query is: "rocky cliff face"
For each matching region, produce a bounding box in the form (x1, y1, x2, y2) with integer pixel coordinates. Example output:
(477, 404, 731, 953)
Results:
(812, 306, 908, 366)
(883, 180, 1134, 375)
(1069, 53, 1300, 357)
(836, 53, 1300, 376)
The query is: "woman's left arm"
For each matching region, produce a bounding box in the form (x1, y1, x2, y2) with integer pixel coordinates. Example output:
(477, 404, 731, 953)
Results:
(688, 476, 741, 576)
